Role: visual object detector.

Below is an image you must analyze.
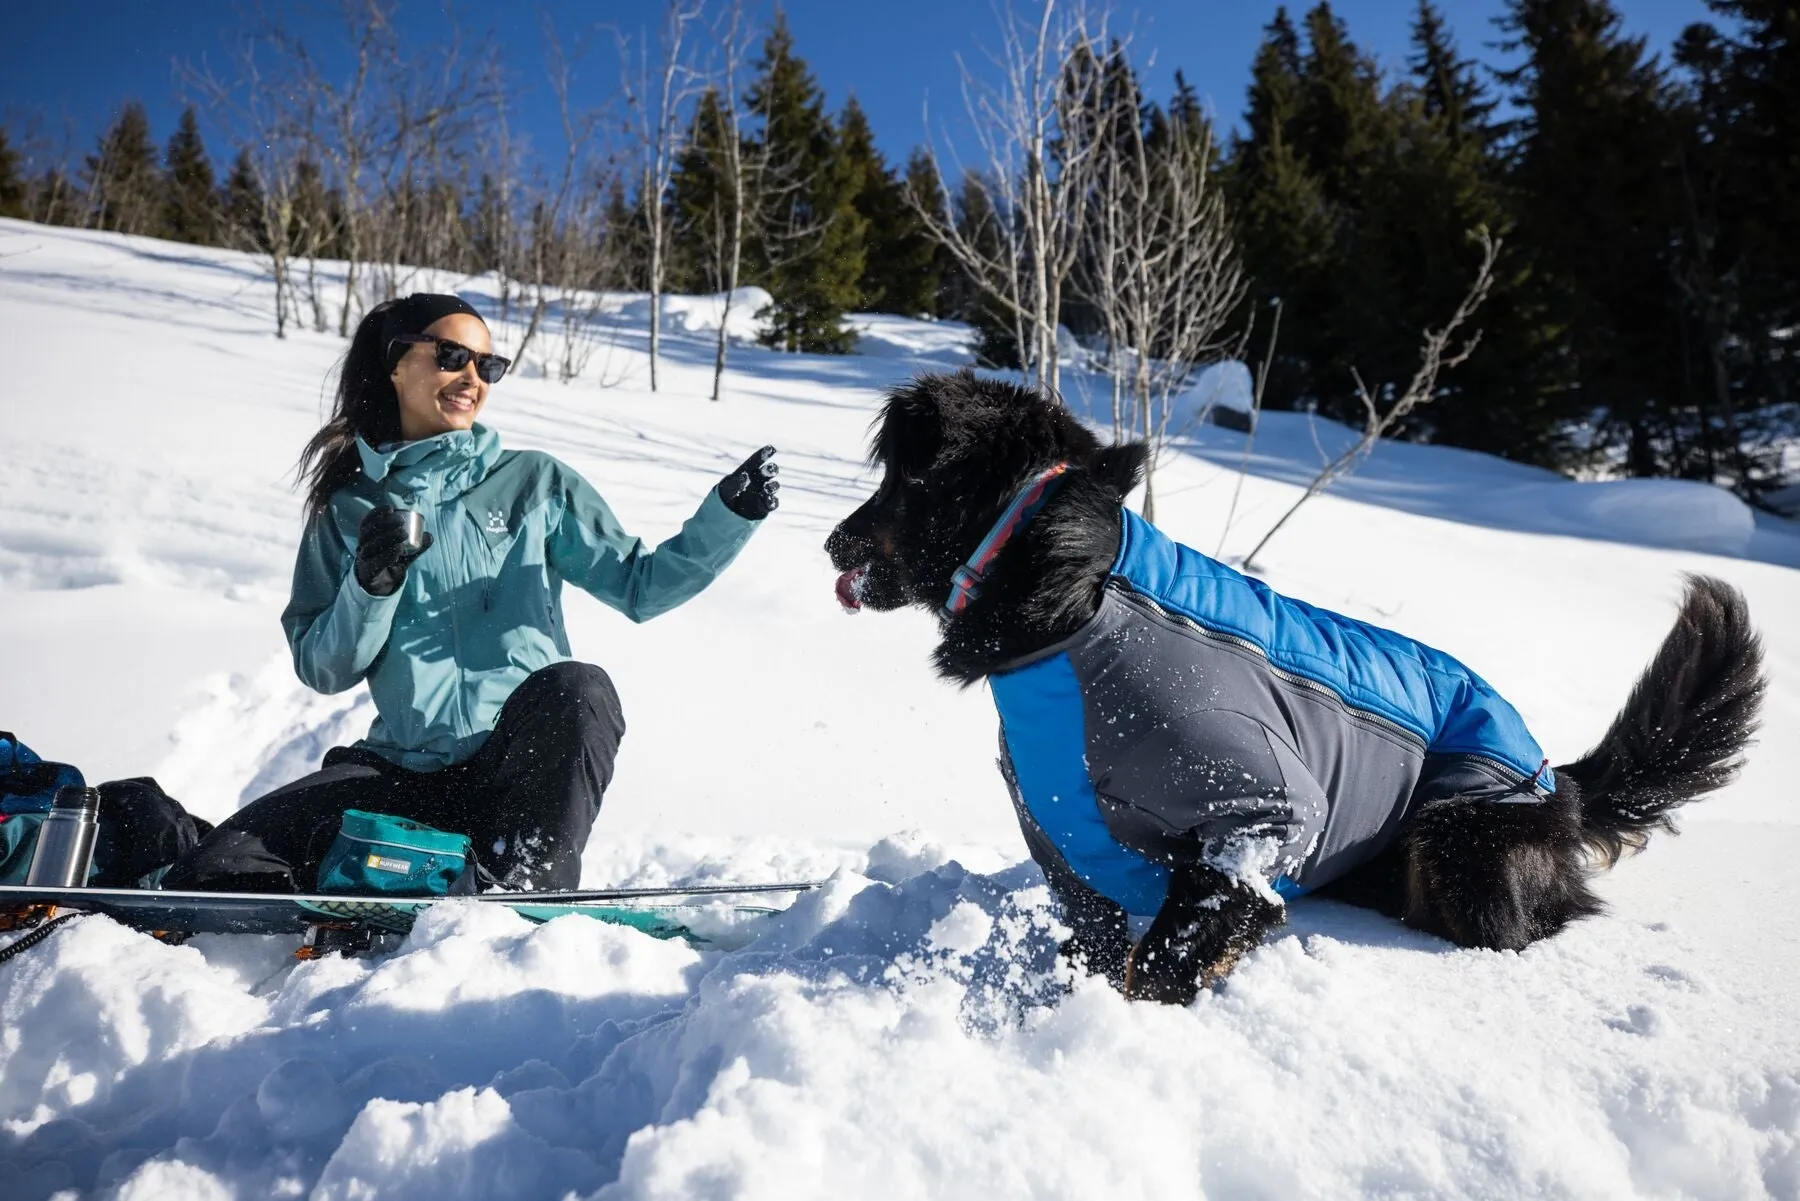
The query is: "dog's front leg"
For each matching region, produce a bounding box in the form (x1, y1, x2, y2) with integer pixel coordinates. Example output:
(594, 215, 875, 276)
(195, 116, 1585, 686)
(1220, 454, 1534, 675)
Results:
(1125, 867, 1285, 1005)
(1051, 873, 1132, 989)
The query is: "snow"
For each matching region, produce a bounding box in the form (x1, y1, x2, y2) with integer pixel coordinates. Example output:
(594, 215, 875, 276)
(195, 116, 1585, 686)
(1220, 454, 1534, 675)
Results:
(619, 286, 774, 345)
(1166, 358, 1256, 423)
(2, 217, 1798, 1198)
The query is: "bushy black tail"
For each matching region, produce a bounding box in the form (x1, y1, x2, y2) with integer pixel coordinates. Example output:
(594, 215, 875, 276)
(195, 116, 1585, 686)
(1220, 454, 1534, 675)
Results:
(1560, 575, 1766, 867)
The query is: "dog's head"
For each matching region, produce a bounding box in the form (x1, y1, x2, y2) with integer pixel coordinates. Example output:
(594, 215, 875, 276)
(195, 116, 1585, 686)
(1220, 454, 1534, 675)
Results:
(826, 370, 1148, 615)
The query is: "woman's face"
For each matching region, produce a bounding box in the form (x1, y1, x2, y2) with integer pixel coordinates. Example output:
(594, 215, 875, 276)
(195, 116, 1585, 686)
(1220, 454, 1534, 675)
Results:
(390, 313, 493, 442)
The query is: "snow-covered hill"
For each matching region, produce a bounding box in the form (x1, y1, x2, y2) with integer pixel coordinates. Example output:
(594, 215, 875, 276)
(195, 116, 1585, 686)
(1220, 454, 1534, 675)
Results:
(1, 219, 1797, 1200)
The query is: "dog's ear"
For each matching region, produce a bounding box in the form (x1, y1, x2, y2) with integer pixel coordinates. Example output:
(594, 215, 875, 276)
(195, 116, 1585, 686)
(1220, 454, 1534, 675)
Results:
(873, 380, 947, 472)
(1090, 442, 1149, 497)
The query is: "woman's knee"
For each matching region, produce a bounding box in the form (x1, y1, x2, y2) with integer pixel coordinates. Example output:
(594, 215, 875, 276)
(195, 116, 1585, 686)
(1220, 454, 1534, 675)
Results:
(515, 662, 625, 735)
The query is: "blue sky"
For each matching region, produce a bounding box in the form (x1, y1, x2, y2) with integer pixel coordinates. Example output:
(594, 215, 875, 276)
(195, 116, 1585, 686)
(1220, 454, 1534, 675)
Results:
(5, 1, 1717, 174)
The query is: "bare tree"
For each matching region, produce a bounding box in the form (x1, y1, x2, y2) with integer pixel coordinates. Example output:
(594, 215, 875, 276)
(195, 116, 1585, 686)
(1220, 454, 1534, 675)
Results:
(678, 4, 828, 398)
(617, 0, 705, 392)
(512, 20, 603, 369)
(362, 16, 498, 302)
(700, 2, 756, 401)
(1072, 73, 1247, 521)
(279, 1, 385, 336)
(1239, 229, 1500, 572)
(911, 0, 1113, 393)
(251, 0, 499, 333)
(473, 91, 526, 324)
(182, 42, 310, 337)
(1216, 299, 1281, 558)
(289, 155, 339, 332)
(545, 182, 617, 383)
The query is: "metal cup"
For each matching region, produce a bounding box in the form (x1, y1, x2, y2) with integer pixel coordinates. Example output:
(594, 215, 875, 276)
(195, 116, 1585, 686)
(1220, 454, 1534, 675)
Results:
(396, 509, 427, 551)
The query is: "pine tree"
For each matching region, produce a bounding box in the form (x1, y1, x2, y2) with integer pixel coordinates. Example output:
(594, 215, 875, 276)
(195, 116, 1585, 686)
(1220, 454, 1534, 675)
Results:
(1500, 0, 1687, 476)
(1385, 5, 1564, 461)
(1410, 0, 1496, 149)
(948, 170, 1021, 368)
(1293, 4, 1393, 204)
(743, 14, 866, 353)
(1227, 7, 1364, 418)
(1668, 0, 1800, 494)
(600, 179, 651, 292)
(667, 87, 736, 294)
(221, 147, 267, 251)
(0, 126, 25, 219)
(1225, 2, 1567, 459)
(289, 157, 340, 259)
(162, 107, 220, 244)
(85, 102, 163, 236)
(839, 97, 937, 315)
(902, 148, 959, 318)
(1229, 10, 1332, 411)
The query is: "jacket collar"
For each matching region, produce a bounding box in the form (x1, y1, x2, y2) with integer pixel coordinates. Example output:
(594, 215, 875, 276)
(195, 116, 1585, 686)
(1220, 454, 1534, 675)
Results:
(356, 423, 502, 495)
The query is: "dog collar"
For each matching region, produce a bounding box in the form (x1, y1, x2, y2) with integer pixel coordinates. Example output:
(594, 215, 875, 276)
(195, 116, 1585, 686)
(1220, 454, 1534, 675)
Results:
(942, 462, 1072, 618)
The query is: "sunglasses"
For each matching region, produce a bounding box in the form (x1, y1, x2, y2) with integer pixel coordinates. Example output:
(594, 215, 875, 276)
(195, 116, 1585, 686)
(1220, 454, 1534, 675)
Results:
(389, 334, 512, 384)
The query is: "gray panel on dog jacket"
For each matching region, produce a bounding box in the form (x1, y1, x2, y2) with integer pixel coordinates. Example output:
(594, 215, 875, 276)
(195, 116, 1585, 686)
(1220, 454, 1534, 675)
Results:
(989, 509, 1552, 918)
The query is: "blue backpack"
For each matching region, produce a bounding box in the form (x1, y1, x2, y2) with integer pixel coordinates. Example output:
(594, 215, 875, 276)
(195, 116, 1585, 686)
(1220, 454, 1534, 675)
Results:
(1, 732, 87, 884)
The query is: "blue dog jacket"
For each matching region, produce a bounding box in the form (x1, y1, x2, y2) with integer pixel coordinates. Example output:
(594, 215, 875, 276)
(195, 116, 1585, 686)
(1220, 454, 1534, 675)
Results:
(990, 510, 1553, 918)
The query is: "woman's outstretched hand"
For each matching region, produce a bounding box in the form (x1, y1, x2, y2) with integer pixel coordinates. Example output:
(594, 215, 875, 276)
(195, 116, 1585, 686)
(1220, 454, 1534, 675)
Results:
(355, 507, 433, 597)
(719, 445, 781, 520)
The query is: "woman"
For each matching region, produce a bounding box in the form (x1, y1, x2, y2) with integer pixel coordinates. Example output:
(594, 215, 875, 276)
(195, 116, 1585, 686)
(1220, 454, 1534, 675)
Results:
(166, 293, 778, 893)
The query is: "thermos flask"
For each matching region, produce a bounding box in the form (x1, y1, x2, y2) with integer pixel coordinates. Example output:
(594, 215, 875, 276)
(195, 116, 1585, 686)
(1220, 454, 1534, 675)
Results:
(25, 786, 101, 887)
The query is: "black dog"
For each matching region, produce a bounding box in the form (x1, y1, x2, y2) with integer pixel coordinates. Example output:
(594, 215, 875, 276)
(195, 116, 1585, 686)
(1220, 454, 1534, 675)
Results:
(826, 370, 1766, 1004)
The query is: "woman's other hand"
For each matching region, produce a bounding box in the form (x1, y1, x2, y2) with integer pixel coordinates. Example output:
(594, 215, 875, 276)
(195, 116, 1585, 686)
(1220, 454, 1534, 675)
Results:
(355, 507, 433, 597)
(719, 445, 781, 520)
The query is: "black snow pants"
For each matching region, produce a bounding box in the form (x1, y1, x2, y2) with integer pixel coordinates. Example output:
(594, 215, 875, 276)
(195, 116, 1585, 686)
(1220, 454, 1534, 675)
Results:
(163, 661, 626, 894)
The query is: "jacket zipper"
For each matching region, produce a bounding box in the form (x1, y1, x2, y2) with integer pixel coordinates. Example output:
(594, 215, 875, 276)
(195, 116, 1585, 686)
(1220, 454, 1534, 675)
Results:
(435, 474, 474, 741)
(1108, 580, 1434, 758)
(480, 525, 496, 613)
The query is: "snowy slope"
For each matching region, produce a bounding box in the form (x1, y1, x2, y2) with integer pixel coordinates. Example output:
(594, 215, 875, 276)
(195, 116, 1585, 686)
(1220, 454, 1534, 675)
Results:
(1, 218, 1797, 1200)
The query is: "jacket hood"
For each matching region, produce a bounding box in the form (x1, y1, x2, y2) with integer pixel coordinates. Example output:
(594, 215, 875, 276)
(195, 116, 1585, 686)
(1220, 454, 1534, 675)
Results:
(356, 423, 503, 498)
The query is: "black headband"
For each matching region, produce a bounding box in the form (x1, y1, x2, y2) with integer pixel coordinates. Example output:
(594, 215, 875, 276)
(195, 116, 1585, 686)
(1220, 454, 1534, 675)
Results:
(379, 293, 484, 371)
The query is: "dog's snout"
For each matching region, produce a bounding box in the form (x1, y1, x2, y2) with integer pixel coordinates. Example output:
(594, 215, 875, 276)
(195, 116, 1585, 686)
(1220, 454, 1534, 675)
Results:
(827, 497, 882, 568)
(825, 521, 866, 569)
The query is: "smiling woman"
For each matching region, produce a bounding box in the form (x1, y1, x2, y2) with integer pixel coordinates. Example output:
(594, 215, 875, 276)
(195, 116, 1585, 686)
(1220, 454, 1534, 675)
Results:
(161, 292, 784, 895)
(388, 314, 512, 439)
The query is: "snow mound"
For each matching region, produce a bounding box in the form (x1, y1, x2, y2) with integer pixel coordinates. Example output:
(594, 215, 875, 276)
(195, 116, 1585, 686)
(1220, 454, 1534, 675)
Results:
(618, 288, 772, 344)
(849, 312, 977, 366)
(1168, 359, 1256, 429)
(1538, 477, 1758, 556)
(3, 844, 1796, 1200)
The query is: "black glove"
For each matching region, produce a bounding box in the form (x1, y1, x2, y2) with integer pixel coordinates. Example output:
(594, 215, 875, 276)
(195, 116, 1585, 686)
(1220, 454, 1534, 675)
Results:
(718, 445, 780, 520)
(355, 507, 433, 597)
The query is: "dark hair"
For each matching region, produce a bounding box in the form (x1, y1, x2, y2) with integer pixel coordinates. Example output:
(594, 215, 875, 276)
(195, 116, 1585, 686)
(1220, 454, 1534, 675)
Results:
(297, 300, 407, 517)
(297, 293, 485, 516)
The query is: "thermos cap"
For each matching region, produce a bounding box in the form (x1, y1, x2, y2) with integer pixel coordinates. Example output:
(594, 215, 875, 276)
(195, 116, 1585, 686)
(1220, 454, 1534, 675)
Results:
(52, 786, 100, 812)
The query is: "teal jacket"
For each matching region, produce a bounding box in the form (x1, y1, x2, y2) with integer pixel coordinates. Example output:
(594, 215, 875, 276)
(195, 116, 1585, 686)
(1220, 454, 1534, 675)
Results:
(281, 424, 759, 770)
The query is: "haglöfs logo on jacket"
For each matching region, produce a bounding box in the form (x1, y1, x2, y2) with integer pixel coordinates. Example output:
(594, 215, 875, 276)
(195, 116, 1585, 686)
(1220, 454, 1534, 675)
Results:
(484, 509, 508, 535)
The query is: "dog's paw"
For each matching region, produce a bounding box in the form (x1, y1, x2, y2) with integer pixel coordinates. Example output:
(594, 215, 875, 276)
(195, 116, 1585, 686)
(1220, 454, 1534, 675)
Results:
(1122, 937, 1203, 1005)
(1060, 930, 1130, 991)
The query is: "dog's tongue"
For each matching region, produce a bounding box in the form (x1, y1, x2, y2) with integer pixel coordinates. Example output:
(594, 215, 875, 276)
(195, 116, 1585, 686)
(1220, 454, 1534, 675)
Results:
(835, 566, 867, 614)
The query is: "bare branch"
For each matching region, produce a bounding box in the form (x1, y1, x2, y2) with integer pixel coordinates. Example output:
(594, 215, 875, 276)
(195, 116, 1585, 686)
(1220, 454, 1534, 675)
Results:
(909, 0, 1114, 392)
(1240, 228, 1500, 571)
